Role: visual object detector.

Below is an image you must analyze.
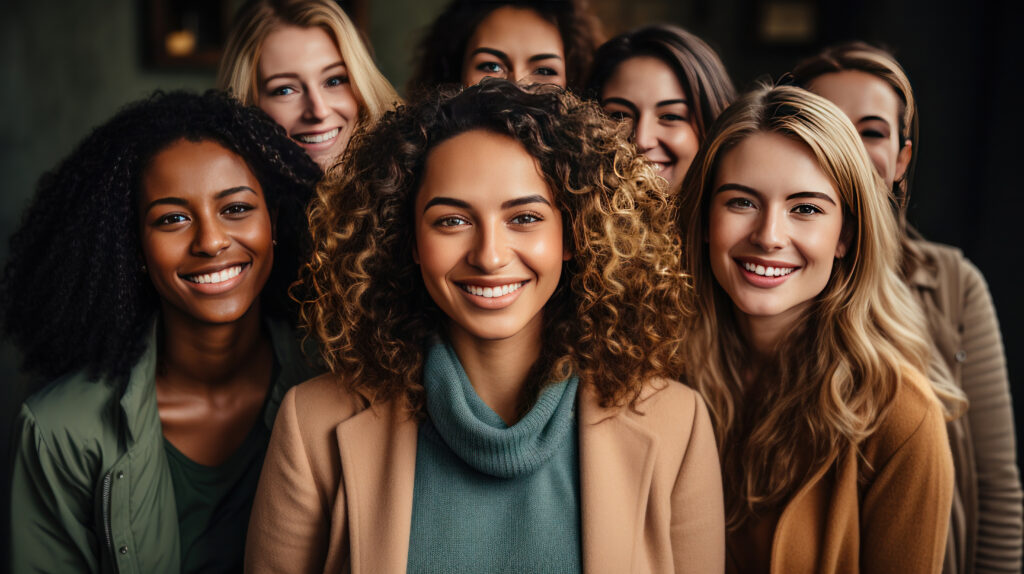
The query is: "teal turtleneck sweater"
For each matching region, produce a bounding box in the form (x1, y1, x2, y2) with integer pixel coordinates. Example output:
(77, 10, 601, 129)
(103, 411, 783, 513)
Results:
(407, 343, 582, 573)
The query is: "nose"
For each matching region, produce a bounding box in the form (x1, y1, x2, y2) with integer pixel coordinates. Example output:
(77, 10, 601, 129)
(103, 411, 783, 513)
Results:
(750, 209, 786, 251)
(467, 222, 511, 272)
(633, 115, 658, 153)
(191, 219, 231, 257)
(302, 86, 330, 122)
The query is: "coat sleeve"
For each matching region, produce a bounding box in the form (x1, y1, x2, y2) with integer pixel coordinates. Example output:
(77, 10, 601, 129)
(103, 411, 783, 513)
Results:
(10, 403, 102, 574)
(671, 392, 726, 573)
(860, 393, 955, 574)
(957, 260, 1022, 573)
(245, 386, 332, 574)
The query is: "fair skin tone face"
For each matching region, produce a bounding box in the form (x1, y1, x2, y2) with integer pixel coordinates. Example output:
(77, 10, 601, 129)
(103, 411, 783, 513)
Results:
(708, 132, 848, 357)
(257, 25, 359, 170)
(413, 129, 570, 424)
(139, 139, 275, 465)
(462, 6, 566, 88)
(807, 70, 912, 190)
(601, 55, 699, 189)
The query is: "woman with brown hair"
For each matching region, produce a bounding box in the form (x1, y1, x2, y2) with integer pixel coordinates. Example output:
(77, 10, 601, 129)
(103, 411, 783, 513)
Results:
(587, 24, 736, 189)
(407, 0, 603, 95)
(218, 0, 399, 171)
(678, 84, 959, 573)
(792, 41, 1022, 574)
(245, 80, 725, 572)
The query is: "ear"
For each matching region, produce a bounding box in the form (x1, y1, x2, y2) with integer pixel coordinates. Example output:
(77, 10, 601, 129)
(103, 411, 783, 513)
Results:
(894, 140, 913, 183)
(835, 223, 853, 259)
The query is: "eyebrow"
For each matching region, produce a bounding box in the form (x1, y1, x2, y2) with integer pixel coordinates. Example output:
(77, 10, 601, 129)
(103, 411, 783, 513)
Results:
(262, 61, 347, 83)
(144, 186, 257, 213)
(713, 184, 837, 206)
(422, 194, 552, 213)
(656, 98, 689, 107)
(470, 48, 563, 64)
(600, 97, 638, 114)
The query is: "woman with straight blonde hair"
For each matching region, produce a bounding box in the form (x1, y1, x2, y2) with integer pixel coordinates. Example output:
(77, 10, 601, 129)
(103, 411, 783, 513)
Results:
(678, 84, 958, 573)
(218, 0, 399, 170)
(792, 42, 1022, 574)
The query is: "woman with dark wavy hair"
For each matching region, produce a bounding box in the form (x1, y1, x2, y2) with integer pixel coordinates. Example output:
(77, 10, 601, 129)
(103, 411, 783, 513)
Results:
(407, 0, 603, 95)
(3, 90, 321, 573)
(245, 80, 725, 572)
(587, 24, 735, 190)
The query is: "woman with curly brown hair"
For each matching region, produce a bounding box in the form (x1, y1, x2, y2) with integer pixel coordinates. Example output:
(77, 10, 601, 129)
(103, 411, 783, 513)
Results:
(245, 80, 725, 572)
(407, 0, 603, 95)
(678, 84, 959, 573)
(4, 91, 322, 573)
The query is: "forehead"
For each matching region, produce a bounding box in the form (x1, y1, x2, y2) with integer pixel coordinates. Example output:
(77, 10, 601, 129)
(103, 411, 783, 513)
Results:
(142, 139, 260, 200)
(716, 132, 838, 200)
(416, 130, 552, 207)
(466, 6, 563, 55)
(602, 55, 685, 103)
(808, 70, 901, 125)
(259, 25, 343, 75)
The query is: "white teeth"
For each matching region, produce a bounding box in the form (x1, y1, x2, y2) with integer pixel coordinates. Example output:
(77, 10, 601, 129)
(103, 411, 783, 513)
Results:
(295, 128, 339, 144)
(186, 265, 243, 285)
(460, 282, 524, 298)
(742, 262, 794, 277)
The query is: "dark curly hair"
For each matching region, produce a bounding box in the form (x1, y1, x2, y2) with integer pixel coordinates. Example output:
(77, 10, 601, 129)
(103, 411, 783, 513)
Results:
(1, 90, 320, 384)
(586, 24, 736, 143)
(302, 79, 690, 415)
(407, 0, 604, 95)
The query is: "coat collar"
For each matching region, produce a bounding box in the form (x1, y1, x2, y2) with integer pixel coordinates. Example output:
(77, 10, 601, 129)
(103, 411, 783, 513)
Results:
(331, 383, 660, 572)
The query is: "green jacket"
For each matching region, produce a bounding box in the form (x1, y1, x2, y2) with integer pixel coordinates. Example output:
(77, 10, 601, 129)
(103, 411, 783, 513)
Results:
(10, 319, 319, 573)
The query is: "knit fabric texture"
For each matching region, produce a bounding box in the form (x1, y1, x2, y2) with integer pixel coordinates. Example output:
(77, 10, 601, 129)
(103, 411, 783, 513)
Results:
(407, 342, 582, 573)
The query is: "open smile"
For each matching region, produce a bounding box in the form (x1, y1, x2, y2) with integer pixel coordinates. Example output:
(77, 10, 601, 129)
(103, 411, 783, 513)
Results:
(455, 279, 529, 309)
(735, 258, 799, 288)
(180, 263, 250, 293)
(293, 127, 339, 146)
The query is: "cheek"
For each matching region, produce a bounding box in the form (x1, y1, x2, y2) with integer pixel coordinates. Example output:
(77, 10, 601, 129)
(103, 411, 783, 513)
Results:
(863, 142, 895, 186)
(706, 210, 739, 279)
(328, 89, 359, 119)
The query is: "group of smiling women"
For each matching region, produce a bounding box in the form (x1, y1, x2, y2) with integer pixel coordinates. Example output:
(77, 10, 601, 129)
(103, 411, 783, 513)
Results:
(4, 0, 1020, 572)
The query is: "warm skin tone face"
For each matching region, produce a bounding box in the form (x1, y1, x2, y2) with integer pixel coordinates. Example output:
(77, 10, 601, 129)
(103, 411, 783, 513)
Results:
(708, 132, 847, 357)
(601, 55, 699, 189)
(139, 139, 275, 466)
(808, 70, 912, 189)
(258, 24, 359, 170)
(462, 6, 566, 88)
(414, 129, 569, 423)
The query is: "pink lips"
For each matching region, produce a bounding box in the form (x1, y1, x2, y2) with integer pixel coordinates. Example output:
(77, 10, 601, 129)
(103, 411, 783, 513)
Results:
(456, 280, 528, 310)
(180, 263, 250, 295)
(735, 258, 798, 288)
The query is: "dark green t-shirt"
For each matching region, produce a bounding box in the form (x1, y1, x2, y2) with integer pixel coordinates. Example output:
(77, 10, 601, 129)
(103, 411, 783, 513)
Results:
(164, 421, 270, 574)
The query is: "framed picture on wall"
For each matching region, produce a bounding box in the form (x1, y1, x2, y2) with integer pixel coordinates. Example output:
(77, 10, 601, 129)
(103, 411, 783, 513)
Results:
(143, 0, 369, 70)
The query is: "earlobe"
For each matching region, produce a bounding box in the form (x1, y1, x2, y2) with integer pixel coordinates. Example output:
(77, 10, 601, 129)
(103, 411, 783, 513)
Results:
(894, 140, 913, 183)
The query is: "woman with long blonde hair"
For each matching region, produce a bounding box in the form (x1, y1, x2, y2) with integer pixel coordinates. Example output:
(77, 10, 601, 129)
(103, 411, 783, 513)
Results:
(792, 42, 1022, 574)
(678, 84, 957, 573)
(217, 0, 399, 171)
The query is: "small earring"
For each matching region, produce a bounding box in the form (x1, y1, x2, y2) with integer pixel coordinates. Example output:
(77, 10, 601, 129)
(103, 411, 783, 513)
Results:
(272, 239, 278, 246)
(140, 263, 148, 274)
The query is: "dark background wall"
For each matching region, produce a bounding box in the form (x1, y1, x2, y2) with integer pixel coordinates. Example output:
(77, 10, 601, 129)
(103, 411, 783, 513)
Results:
(2, 0, 1020, 563)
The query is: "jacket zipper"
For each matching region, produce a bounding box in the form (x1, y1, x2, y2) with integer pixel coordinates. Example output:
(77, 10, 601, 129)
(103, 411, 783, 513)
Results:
(101, 471, 114, 557)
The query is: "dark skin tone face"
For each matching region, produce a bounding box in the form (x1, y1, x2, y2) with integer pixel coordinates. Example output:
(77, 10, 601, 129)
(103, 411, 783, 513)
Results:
(139, 139, 275, 466)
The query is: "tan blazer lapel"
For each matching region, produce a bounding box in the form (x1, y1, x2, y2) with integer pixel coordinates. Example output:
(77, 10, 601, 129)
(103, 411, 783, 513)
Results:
(336, 399, 419, 574)
(579, 385, 658, 573)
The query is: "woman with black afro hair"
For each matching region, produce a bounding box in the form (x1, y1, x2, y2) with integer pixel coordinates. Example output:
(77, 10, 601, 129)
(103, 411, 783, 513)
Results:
(3, 90, 322, 573)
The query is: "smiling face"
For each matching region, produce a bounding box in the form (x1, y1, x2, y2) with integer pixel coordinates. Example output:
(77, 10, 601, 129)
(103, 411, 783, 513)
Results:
(414, 129, 569, 346)
(140, 139, 274, 326)
(462, 6, 566, 88)
(257, 24, 359, 169)
(807, 70, 911, 190)
(708, 132, 847, 334)
(601, 55, 699, 189)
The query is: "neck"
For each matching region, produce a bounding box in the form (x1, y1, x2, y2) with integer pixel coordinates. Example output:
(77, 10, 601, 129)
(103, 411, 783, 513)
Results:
(447, 315, 543, 425)
(733, 306, 805, 369)
(157, 302, 268, 390)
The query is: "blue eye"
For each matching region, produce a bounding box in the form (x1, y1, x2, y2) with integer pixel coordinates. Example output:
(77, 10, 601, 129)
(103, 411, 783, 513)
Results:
(325, 75, 349, 87)
(270, 86, 296, 97)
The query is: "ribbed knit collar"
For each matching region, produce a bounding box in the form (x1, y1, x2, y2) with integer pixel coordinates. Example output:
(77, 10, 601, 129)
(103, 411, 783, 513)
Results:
(422, 342, 578, 479)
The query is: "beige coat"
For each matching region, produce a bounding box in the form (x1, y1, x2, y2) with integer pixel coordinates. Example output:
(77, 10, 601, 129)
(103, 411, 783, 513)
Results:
(246, 375, 726, 573)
